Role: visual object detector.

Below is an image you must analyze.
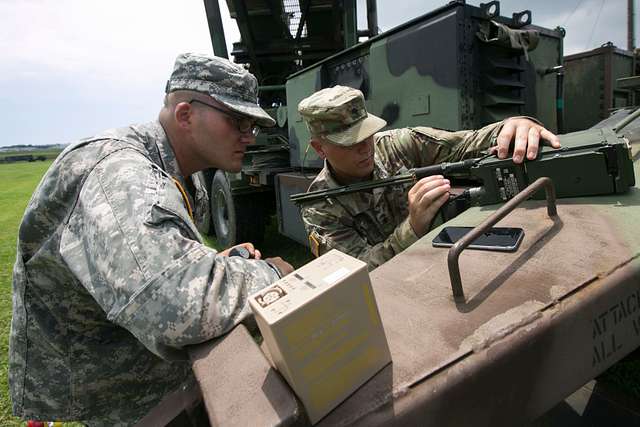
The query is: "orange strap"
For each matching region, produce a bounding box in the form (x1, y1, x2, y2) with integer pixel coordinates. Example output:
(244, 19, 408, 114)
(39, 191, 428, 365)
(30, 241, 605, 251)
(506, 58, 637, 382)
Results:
(172, 177, 194, 221)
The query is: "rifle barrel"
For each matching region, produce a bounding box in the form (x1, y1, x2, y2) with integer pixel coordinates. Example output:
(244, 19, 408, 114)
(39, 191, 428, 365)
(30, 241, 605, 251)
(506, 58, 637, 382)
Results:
(290, 174, 414, 204)
(290, 157, 480, 205)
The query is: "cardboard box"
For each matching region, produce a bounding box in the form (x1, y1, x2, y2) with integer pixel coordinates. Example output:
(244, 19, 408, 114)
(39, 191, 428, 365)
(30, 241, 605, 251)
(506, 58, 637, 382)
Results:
(249, 249, 392, 424)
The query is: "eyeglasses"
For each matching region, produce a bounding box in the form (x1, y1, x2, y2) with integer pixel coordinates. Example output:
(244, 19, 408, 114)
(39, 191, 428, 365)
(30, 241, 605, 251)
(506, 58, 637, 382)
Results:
(189, 99, 260, 137)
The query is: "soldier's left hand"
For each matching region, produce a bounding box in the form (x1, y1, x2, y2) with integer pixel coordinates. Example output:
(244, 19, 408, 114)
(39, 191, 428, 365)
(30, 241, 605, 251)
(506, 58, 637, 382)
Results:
(495, 118, 561, 163)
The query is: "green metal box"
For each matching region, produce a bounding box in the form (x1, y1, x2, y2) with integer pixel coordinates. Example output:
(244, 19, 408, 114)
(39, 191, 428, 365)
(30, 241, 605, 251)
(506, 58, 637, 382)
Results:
(564, 44, 637, 132)
(286, 2, 564, 168)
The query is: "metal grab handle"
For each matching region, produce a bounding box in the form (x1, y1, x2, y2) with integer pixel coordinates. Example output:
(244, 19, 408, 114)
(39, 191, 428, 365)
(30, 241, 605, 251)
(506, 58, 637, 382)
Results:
(447, 177, 558, 300)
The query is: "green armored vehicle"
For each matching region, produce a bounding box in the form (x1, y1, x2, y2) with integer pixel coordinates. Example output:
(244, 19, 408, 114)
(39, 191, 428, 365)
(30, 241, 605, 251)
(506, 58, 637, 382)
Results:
(563, 42, 639, 132)
(200, 0, 564, 247)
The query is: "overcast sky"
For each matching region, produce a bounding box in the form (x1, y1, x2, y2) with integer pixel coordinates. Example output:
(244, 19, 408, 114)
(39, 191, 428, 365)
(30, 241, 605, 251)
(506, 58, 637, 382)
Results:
(1, 0, 636, 147)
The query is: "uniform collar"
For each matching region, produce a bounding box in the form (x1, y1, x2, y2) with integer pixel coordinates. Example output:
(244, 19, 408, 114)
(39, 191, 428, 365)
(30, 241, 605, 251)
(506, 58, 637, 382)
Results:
(137, 122, 195, 211)
(149, 121, 183, 178)
(319, 154, 391, 214)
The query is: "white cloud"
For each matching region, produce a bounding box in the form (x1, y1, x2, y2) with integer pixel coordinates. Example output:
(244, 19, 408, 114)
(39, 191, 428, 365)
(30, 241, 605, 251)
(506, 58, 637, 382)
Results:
(0, 0, 236, 88)
(0, 0, 635, 147)
(0, 0, 242, 146)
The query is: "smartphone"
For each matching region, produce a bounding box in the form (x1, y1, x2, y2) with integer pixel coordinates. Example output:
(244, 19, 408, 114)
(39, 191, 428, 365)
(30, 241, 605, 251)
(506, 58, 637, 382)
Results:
(432, 226, 524, 252)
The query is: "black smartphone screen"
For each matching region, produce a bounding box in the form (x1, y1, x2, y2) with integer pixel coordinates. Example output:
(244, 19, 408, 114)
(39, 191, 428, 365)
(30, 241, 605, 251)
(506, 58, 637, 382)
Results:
(432, 226, 524, 252)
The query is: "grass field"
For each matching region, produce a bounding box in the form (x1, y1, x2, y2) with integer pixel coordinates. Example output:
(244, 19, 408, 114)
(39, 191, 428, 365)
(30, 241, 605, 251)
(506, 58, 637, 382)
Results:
(0, 161, 638, 426)
(0, 160, 54, 426)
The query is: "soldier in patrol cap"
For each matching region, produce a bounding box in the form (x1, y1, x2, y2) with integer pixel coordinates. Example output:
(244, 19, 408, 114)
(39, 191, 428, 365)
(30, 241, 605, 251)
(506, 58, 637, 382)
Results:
(9, 53, 293, 426)
(299, 85, 560, 269)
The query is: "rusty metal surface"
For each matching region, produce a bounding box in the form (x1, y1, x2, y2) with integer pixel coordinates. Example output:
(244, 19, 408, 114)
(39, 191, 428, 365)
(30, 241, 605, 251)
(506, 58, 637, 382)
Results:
(135, 380, 202, 427)
(190, 155, 640, 425)
(189, 325, 305, 426)
(448, 177, 557, 298)
(369, 202, 636, 383)
(347, 258, 640, 426)
(308, 198, 639, 426)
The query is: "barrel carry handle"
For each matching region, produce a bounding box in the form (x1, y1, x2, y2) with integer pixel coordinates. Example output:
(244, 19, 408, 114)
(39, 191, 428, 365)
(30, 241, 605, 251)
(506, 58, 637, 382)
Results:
(447, 177, 557, 301)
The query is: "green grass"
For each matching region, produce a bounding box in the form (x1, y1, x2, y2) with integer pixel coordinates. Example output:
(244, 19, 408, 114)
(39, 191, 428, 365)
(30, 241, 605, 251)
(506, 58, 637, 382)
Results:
(0, 161, 53, 426)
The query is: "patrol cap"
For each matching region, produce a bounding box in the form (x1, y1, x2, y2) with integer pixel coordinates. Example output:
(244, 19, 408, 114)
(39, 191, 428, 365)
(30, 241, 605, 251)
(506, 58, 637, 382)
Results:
(298, 85, 386, 146)
(166, 53, 275, 127)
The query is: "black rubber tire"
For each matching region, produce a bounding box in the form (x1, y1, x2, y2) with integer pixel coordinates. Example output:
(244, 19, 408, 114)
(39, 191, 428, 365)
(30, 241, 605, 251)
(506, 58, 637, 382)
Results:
(210, 170, 266, 247)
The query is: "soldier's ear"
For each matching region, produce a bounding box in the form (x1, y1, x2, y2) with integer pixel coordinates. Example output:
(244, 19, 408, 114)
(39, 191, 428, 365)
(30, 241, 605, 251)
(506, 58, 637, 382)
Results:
(174, 102, 192, 129)
(310, 139, 326, 159)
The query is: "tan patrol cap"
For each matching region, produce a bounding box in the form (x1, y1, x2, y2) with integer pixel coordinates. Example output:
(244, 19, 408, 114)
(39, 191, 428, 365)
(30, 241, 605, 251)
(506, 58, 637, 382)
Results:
(298, 86, 387, 146)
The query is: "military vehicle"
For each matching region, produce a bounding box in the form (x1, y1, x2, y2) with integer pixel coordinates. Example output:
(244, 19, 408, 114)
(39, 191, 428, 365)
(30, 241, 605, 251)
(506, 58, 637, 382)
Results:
(199, 0, 565, 247)
(563, 42, 639, 132)
(164, 1, 640, 425)
(185, 112, 640, 425)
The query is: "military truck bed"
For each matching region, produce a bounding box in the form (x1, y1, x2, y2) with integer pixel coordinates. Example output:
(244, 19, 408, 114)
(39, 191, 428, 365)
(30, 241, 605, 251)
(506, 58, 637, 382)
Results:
(188, 141, 640, 426)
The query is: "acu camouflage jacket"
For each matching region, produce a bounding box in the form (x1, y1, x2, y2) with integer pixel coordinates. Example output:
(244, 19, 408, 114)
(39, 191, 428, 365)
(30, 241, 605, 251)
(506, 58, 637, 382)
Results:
(9, 121, 280, 426)
(301, 122, 503, 270)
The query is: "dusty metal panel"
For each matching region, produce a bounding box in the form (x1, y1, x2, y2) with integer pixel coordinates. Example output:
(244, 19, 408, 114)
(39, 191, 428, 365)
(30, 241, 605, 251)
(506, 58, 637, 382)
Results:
(189, 325, 305, 426)
(564, 45, 637, 131)
(306, 200, 638, 424)
(190, 137, 640, 424)
(319, 257, 640, 426)
(372, 203, 635, 370)
(190, 193, 640, 425)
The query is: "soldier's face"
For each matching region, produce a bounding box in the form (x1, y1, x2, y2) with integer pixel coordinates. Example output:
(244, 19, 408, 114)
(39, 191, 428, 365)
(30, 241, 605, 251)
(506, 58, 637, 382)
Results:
(190, 100, 255, 172)
(314, 136, 375, 184)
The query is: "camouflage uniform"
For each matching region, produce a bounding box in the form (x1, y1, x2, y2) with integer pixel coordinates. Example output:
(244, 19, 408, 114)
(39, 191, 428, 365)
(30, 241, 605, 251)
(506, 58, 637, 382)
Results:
(298, 86, 504, 270)
(9, 54, 279, 426)
(302, 125, 502, 270)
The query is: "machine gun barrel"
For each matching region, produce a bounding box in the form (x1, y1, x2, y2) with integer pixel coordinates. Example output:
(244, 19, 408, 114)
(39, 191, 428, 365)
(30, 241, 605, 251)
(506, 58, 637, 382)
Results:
(290, 158, 478, 205)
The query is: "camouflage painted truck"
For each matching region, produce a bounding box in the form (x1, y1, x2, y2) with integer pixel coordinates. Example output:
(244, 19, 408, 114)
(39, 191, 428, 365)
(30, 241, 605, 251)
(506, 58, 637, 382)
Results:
(563, 42, 640, 132)
(199, 0, 565, 247)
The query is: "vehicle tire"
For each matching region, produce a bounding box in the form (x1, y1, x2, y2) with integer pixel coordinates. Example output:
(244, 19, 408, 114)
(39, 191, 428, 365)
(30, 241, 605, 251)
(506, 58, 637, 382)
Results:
(211, 170, 266, 248)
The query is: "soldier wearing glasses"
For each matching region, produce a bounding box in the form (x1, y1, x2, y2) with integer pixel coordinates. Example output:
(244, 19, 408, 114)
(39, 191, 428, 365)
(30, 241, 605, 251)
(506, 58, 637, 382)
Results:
(9, 53, 293, 426)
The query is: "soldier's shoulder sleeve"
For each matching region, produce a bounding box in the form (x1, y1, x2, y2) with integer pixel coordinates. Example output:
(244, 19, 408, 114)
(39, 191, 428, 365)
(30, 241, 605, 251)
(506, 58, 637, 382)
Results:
(375, 127, 462, 167)
(408, 121, 510, 163)
(374, 128, 424, 169)
(60, 148, 191, 314)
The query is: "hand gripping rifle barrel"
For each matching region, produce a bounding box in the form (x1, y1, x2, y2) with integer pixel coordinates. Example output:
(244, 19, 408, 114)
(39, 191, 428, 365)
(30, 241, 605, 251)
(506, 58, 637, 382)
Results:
(290, 158, 479, 205)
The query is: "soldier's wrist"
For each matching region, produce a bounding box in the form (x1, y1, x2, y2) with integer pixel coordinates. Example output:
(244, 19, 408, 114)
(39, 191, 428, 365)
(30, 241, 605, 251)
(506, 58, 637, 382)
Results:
(265, 260, 283, 278)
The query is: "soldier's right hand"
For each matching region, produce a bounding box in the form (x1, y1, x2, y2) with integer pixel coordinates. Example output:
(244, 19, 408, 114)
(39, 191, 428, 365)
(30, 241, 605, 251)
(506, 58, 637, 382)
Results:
(407, 175, 450, 237)
(265, 257, 294, 277)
